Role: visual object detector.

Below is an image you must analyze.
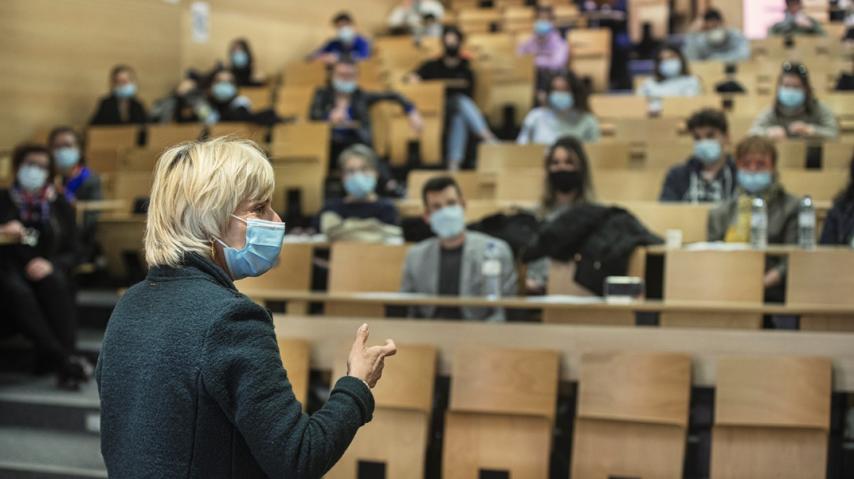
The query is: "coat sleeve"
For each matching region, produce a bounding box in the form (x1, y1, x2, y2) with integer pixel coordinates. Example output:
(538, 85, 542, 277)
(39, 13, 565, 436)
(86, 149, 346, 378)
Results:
(52, 197, 80, 274)
(659, 167, 683, 202)
(809, 104, 838, 139)
(308, 88, 330, 121)
(749, 108, 777, 136)
(90, 98, 113, 125)
(707, 204, 729, 241)
(499, 241, 518, 298)
(516, 111, 536, 144)
(201, 303, 374, 479)
(364, 91, 415, 114)
(819, 205, 841, 245)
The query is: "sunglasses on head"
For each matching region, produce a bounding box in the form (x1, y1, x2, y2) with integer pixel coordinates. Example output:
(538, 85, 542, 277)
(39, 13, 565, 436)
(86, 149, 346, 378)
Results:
(782, 62, 809, 78)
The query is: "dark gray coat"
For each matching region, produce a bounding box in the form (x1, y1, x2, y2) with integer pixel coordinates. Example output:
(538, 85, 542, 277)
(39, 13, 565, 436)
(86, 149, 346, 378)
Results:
(95, 253, 374, 478)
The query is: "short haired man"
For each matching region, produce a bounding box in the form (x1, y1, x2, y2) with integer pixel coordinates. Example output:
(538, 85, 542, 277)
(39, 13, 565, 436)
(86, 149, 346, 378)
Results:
(683, 8, 750, 62)
(660, 109, 738, 203)
(400, 176, 517, 321)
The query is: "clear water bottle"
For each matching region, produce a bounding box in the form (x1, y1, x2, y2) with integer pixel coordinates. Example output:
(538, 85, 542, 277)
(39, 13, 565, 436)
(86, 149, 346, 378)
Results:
(798, 195, 816, 250)
(482, 241, 502, 300)
(750, 197, 768, 249)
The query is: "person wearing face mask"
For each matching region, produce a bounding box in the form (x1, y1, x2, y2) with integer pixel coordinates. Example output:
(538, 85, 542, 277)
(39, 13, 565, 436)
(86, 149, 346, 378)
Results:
(660, 109, 738, 203)
(517, 70, 600, 145)
(708, 136, 799, 296)
(0, 144, 86, 390)
(227, 38, 264, 87)
(517, 6, 570, 92)
(206, 69, 253, 124)
(408, 26, 496, 170)
(311, 12, 372, 64)
(683, 9, 750, 62)
(318, 144, 400, 231)
(525, 136, 596, 293)
(750, 62, 838, 140)
(638, 47, 702, 103)
(400, 175, 517, 321)
(387, 0, 445, 36)
(96, 138, 397, 478)
(90, 64, 148, 125)
(769, 0, 825, 36)
(310, 59, 423, 165)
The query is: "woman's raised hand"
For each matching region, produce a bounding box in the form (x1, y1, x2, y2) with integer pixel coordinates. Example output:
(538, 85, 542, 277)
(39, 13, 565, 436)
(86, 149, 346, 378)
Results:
(347, 323, 397, 388)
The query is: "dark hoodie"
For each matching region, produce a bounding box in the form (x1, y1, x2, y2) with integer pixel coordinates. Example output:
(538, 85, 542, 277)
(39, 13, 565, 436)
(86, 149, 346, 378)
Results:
(659, 155, 738, 203)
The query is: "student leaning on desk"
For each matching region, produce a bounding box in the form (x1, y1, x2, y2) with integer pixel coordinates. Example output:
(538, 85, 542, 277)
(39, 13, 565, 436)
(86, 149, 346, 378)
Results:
(95, 138, 396, 478)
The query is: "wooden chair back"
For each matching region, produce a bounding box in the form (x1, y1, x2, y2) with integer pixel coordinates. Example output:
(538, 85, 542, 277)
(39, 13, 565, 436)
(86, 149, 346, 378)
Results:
(208, 122, 266, 144)
(271, 162, 325, 215)
(643, 140, 694, 169)
(443, 346, 559, 478)
(779, 169, 849, 201)
(457, 8, 502, 34)
(822, 142, 854, 169)
(494, 168, 544, 203)
(145, 123, 203, 151)
(269, 122, 330, 167)
(85, 126, 139, 171)
(711, 356, 832, 479)
(326, 242, 410, 317)
(239, 86, 273, 109)
(572, 351, 692, 479)
(118, 148, 161, 172)
(326, 344, 438, 479)
(235, 243, 314, 314)
(787, 249, 854, 307)
(282, 61, 328, 87)
(593, 169, 667, 202)
(664, 249, 765, 303)
(590, 95, 648, 119)
(95, 216, 146, 279)
(406, 170, 488, 201)
(659, 95, 722, 118)
(618, 201, 711, 243)
(277, 338, 310, 406)
(609, 118, 685, 143)
(586, 142, 633, 169)
(275, 85, 316, 121)
(476, 143, 546, 173)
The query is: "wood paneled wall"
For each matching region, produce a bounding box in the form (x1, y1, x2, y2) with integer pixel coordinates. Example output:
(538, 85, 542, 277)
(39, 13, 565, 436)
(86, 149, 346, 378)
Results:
(0, 0, 398, 151)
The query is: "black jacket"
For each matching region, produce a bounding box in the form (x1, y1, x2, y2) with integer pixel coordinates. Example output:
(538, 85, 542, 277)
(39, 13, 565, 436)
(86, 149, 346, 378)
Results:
(659, 156, 737, 203)
(523, 204, 662, 295)
(90, 94, 148, 125)
(0, 188, 79, 275)
(95, 253, 374, 478)
(309, 86, 414, 145)
(820, 196, 854, 245)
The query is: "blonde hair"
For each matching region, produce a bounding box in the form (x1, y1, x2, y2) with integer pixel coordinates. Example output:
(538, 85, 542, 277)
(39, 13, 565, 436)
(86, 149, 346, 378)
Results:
(144, 137, 274, 268)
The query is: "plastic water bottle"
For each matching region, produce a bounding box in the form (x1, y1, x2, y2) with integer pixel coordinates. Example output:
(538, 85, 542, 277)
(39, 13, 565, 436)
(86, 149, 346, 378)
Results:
(750, 197, 768, 249)
(798, 195, 816, 250)
(482, 241, 502, 300)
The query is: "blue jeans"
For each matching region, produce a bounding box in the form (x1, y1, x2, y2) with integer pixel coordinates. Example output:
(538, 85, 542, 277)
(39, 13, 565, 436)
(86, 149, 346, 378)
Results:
(446, 94, 492, 167)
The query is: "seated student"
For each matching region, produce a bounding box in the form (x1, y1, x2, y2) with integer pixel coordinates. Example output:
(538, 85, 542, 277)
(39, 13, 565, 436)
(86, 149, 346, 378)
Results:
(90, 64, 147, 125)
(149, 78, 213, 124)
(749, 62, 838, 139)
(310, 12, 372, 64)
(318, 144, 399, 229)
(708, 136, 799, 296)
(769, 0, 825, 36)
(525, 136, 596, 293)
(517, 5, 569, 89)
(400, 176, 517, 321)
(227, 38, 264, 87)
(517, 70, 600, 145)
(309, 59, 423, 161)
(820, 156, 854, 245)
(48, 127, 102, 204)
(683, 8, 750, 62)
(638, 46, 702, 102)
(387, 0, 445, 35)
(207, 69, 253, 124)
(0, 144, 88, 389)
(660, 109, 738, 203)
(408, 26, 496, 170)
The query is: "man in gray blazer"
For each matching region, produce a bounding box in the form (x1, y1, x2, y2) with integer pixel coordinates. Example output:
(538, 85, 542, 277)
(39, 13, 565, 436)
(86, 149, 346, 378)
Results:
(401, 175, 517, 321)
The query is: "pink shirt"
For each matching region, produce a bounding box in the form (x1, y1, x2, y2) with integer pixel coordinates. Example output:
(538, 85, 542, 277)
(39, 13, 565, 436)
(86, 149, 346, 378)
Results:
(517, 30, 569, 71)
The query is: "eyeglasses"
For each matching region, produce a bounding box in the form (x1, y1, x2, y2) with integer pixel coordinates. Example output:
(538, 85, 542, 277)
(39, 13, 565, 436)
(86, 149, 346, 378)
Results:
(782, 62, 809, 78)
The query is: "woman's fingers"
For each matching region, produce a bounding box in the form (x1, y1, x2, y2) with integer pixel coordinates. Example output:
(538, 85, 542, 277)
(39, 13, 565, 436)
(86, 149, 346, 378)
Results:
(351, 323, 369, 353)
(379, 339, 397, 358)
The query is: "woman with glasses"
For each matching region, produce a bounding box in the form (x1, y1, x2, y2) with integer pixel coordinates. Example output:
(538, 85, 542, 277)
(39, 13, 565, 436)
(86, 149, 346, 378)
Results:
(749, 62, 838, 139)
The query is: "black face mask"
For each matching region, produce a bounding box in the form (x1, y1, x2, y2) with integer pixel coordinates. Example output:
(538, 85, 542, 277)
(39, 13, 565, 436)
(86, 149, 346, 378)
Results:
(444, 45, 460, 57)
(549, 170, 583, 193)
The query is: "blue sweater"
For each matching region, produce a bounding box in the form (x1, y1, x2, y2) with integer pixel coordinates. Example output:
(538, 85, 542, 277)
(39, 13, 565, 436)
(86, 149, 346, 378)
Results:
(95, 253, 374, 478)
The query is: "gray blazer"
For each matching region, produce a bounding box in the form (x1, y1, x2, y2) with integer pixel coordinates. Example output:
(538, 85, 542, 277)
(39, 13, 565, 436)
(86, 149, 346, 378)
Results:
(400, 231, 517, 321)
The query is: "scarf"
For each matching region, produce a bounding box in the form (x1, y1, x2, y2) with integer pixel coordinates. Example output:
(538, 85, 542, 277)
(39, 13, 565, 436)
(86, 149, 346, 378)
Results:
(11, 184, 55, 224)
(63, 166, 91, 202)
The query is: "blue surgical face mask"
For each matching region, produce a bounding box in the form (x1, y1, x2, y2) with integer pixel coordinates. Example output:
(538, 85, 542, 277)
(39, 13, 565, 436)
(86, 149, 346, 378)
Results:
(659, 58, 682, 78)
(231, 50, 249, 69)
(343, 172, 376, 199)
(737, 170, 773, 194)
(332, 78, 358, 94)
(212, 81, 237, 102)
(534, 19, 552, 36)
(216, 215, 286, 280)
(429, 204, 466, 239)
(114, 83, 137, 99)
(338, 26, 356, 43)
(549, 91, 574, 111)
(777, 86, 805, 108)
(693, 139, 722, 165)
(54, 147, 81, 171)
(17, 165, 49, 192)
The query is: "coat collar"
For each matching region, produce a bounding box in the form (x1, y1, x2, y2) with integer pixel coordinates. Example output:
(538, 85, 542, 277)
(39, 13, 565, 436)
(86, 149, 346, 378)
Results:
(148, 252, 236, 292)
